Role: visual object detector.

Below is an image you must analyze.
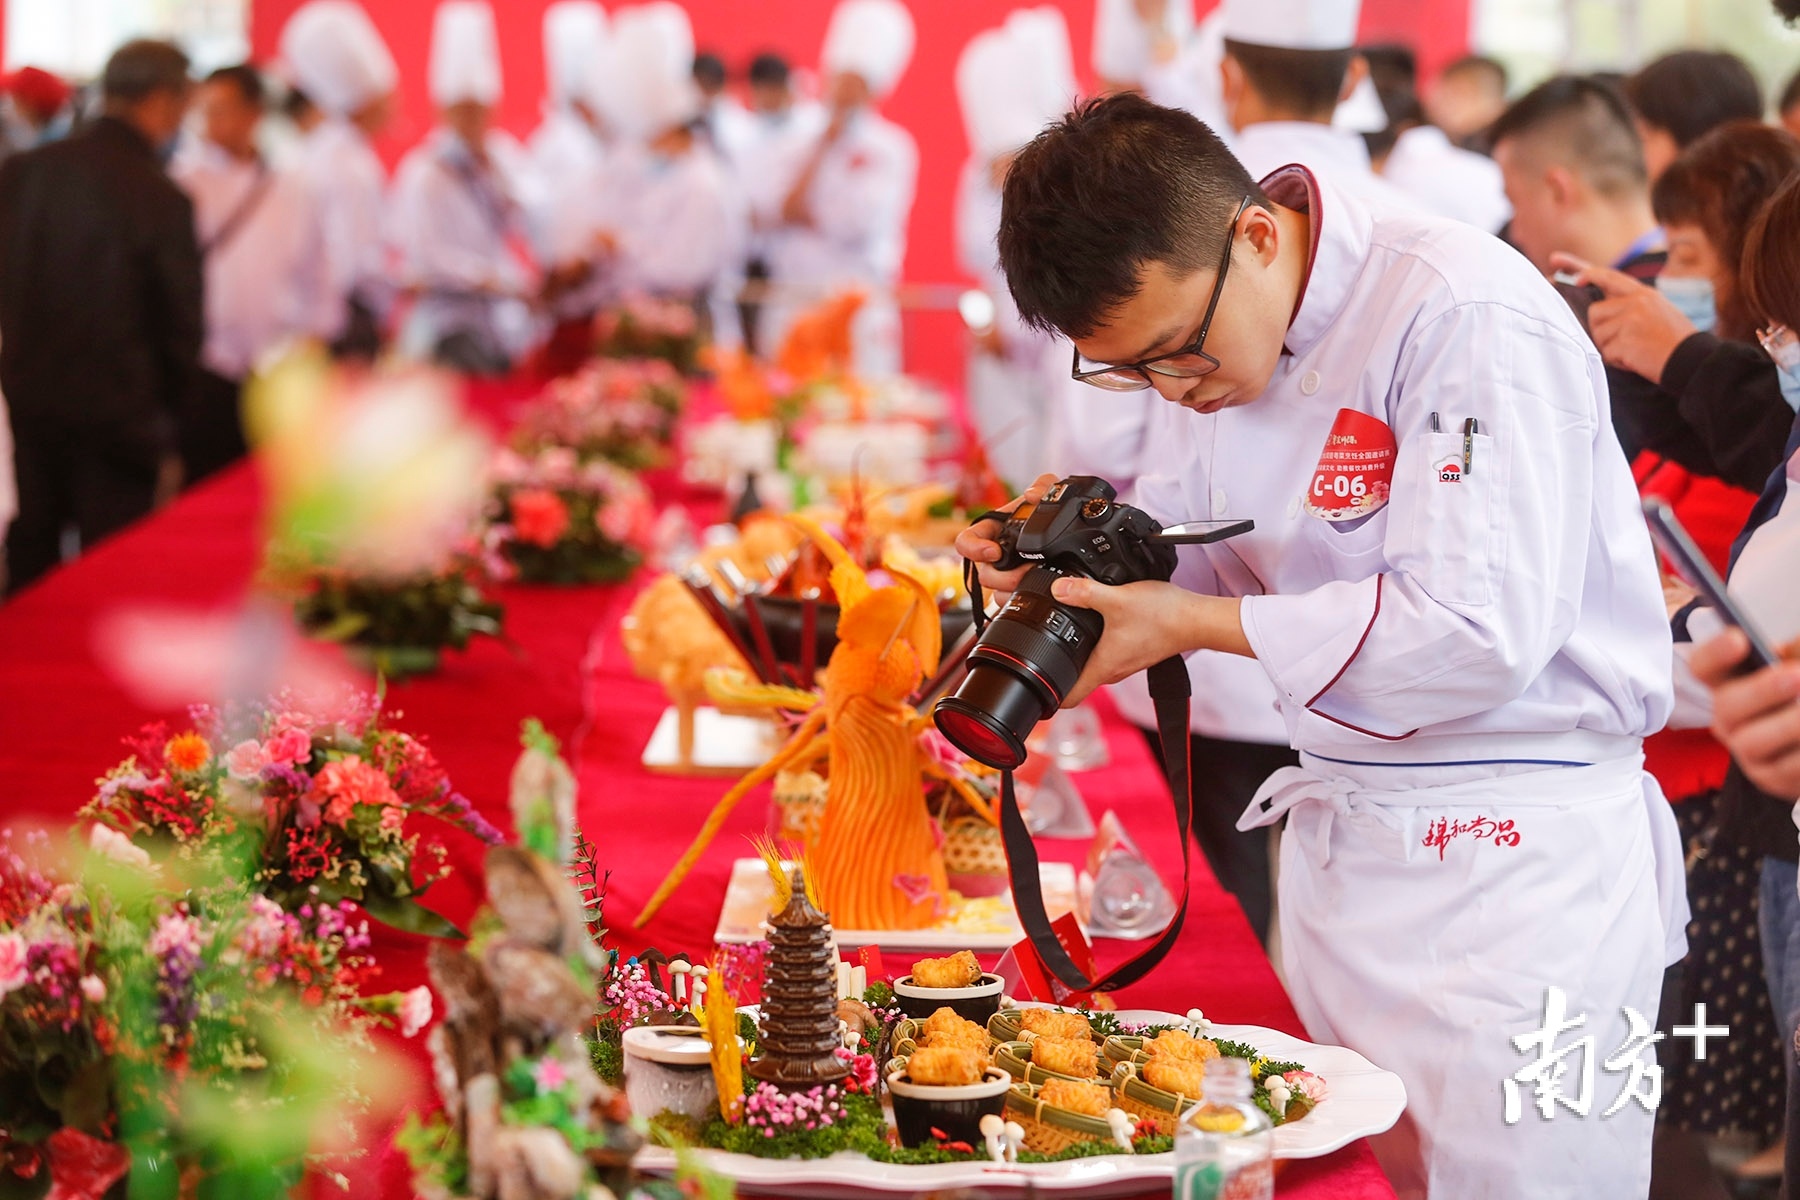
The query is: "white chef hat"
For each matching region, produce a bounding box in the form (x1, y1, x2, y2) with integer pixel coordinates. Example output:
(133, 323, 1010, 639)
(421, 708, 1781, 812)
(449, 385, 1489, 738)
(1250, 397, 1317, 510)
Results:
(430, 0, 502, 108)
(1219, 0, 1359, 51)
(1332, 73, 1388, 132)
(544, 1, 608, 109)
(607, 2, 700, 142)
(957, 30, 1039, 163)
(821, 0, 916, 99)
(1006, 7, 1078, 120)
(1092, 0, 1193, 85)
(279, 0, 397, 118)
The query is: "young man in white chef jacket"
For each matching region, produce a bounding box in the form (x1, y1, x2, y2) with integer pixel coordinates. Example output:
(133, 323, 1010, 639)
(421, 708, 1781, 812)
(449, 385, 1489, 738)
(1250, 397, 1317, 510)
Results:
(278, 0, 399, 359)
(960, 92, 1685, 1199)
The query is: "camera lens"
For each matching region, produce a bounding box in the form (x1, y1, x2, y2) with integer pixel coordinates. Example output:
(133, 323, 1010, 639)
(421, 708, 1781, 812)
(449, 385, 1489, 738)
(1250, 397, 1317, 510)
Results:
(932, 568, 1103, 769)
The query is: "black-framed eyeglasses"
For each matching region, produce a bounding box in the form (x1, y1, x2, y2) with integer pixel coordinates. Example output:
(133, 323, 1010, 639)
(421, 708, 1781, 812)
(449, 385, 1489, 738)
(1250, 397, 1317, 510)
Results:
(1070, 195, 1253, 392)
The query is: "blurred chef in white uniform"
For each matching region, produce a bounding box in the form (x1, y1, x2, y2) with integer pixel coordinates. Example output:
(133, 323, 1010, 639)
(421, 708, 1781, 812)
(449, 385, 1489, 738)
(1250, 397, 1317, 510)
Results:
(588, 3, 743, 311)
(1091, 0, 1193, 97)
(171, 65, 320, 481)
(1214, 0, 1422, 215)
(728, 52, 824, 355)
(761, 0, 918, 376)
(529, 2, 610, 202)
(955, 9, 1077, 488)
(962, 84, 1684, 1198)
(389, 0, 537, 375)
(278, 0, 398, 359)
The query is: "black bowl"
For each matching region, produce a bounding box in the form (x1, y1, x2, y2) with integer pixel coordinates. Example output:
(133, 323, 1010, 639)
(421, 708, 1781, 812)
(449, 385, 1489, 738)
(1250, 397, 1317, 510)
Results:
(893, 972, 1006, 1024)
(728, 595, 973, 668)
(887, 1065, 1011, 1149)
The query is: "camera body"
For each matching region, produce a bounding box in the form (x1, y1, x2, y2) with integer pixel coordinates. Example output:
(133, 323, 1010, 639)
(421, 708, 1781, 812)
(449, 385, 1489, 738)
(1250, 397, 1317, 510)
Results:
(987, 476, 1180, 587)
(933, 476, 1187, 770)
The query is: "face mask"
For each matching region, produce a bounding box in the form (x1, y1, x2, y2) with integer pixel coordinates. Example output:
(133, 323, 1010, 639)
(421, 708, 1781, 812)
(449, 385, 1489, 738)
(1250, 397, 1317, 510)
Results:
(1762, 326, 1800, 412)
(1655, 274, 1716, 333)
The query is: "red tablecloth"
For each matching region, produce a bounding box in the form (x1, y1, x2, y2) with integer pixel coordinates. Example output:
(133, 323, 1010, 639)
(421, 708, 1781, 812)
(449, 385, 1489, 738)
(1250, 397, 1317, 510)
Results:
(0, 391, 1396, 1200)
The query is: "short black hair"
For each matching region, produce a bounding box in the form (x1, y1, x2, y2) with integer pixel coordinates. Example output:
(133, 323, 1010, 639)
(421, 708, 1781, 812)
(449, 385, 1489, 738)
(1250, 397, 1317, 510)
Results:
(1439, 54, 1507, 93)
(692, 51, 726, 92)
(205, 64, 265, 108)
(102, 39, 190, 103)
(998, 93, 1267, 339)
(1223, 40, 1352, 122)
(1624, 51, 1762, 149)
(1779, 0, 1800, 24)
(282, 86, 314, 122)
(1489, 74, 1646, 199)
(1360, 44, 1417, 94)
(748, 52, 790, 89)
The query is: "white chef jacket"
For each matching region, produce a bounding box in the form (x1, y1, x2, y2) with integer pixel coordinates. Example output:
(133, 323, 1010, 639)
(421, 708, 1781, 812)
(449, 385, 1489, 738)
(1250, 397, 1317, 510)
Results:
(727, 102, 827, 256)
(172, 140, 322, 381)
(761, 108, 917, 375)
(1232, 121, 1428, 221)
(601, 141, 745, 301)
(1380, 124, 1511, 234)
(1100, 397, 1291, 745)
(1142, 10, 1228, 132)
(289, 117, 392, 341)
(1132, 167, 1675, 763)
(388, 128, 538, 360)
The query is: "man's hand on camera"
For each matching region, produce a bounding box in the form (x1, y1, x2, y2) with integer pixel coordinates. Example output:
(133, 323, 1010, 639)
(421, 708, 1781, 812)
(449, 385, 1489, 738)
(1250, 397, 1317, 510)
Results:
(954, 473, 1061, 596)
(1045, 576, 1251, 707)
(1691, 627, 1800, 799)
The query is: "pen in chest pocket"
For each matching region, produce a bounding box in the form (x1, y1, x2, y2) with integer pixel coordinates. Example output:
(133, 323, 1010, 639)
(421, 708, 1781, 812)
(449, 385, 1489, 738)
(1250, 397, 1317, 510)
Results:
(1462, 418, 1478, 475)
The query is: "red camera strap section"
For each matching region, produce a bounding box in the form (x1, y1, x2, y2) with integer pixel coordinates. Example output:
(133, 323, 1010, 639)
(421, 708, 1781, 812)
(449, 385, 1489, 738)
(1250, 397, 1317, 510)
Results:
(999, 654, 1194, 992)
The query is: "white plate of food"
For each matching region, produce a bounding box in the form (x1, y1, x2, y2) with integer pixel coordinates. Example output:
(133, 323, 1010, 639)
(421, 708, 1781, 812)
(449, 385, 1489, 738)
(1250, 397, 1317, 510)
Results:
(712, 857, 1085, 950)
(632, 1008, 1406, 1198)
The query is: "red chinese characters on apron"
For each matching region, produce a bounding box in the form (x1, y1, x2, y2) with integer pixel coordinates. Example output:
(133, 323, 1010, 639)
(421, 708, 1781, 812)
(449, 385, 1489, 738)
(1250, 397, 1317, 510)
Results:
(1304, 408, 1397, 522)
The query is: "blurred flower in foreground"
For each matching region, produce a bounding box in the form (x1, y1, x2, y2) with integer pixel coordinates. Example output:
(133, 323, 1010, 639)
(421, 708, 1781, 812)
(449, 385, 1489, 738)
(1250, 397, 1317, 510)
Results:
(247, 351, 492, 580)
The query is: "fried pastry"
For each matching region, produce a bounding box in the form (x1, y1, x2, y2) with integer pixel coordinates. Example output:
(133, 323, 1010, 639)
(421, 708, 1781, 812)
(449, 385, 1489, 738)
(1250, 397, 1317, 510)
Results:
(1038, 1078, 1112, 1117)
(1147, 1029, 1220, 1064)
(923, 1006, 981, 1039)
(1020, 1009, 1093, 1041)
(1032, 1035, 1100, 1079)
(904, 1045, 986, 1086)
(1143, 1056, 1208, 1097)
(911, 950, 983, 989)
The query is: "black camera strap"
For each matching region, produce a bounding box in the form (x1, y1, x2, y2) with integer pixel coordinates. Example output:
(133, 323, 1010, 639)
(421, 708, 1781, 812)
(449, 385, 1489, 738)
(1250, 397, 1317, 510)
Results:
(964, 554, 1196, 994)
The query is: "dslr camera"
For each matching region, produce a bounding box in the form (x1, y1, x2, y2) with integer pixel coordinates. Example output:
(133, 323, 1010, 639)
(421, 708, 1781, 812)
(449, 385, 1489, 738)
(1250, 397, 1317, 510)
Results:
(933, 476, 1249, 770)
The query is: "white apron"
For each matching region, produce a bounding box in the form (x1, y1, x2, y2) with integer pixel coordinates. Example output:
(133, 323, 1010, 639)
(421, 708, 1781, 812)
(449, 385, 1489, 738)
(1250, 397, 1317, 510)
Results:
(1243, 753, 1687, 1200)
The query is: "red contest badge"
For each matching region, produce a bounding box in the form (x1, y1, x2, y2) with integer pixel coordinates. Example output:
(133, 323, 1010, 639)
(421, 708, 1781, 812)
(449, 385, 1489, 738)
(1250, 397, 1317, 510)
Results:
(1304, 408, 1397, 522)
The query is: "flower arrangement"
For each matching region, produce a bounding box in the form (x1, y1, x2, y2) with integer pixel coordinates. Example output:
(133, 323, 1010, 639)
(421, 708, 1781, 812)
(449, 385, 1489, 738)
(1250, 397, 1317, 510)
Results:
(0, 828, 415, 1198)
(280, 555, 505, 679)
(595, 295, 704, 375)
(484, 446, 654, 586)
(511, 358, 687, 469)
(82, 693, 503, 938)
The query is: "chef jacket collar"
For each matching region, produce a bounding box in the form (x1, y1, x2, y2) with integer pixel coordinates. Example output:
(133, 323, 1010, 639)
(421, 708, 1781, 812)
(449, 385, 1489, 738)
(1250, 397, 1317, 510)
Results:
(1258, 163, 1369, 360)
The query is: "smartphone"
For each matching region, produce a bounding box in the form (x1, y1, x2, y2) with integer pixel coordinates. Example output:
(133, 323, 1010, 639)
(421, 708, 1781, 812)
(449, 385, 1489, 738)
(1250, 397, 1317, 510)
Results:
(1149, 519, 1256, 545)
(1552, 270, 1604, 336)
(1643, 498, 1781, 672)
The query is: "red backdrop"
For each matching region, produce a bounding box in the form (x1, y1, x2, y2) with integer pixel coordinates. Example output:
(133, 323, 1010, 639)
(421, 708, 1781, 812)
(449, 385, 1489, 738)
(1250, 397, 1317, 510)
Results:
(248, 0, 1468, 385)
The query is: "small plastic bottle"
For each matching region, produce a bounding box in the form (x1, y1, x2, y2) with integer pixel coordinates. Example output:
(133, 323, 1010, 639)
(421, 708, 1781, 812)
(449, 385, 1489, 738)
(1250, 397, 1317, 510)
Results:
(1173, 1057, 1274, 1200)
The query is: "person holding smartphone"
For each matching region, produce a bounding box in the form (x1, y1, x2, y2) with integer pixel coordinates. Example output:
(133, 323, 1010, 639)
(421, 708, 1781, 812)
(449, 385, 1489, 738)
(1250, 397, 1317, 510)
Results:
(960, 87, 1684, 1197)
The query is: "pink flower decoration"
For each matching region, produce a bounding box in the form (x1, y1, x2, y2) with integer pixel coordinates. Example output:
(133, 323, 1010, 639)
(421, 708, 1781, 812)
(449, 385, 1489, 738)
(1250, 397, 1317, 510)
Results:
(263, 728, 312, 769)
(1284, 1070, 1329, 1105)
(399, 985, 433, 1037)
(510, 488, 571, 549)
(225, 740, 269, 780)
(79, 974, 106, 1003)
(380, 806, 406, 832)
(531, 1056, 568, 1093)
(88, 823, 152, 869)
(0, 933, 27, 996)
(313, 756, 399, 828)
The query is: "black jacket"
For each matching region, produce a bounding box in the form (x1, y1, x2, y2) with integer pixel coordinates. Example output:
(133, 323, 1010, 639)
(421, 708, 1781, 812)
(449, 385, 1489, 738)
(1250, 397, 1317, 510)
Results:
(0, 116, 203, 460)
(1609, 332, 1795, 494)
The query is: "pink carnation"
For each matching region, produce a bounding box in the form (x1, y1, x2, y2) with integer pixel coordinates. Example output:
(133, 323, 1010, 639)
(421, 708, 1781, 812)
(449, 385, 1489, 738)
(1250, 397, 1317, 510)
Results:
(263, 728, 312, 769)
(313, 756, 399, 828)
(510, 488, 571, 549)
(0, 933, 27, 995)
(224, 740, 269, 780)
(380, 806, 406, 833)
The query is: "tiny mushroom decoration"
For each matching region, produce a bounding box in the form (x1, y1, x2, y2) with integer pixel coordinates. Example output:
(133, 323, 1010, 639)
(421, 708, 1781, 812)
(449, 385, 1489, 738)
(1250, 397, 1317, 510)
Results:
(689, 964, 710, 1013)
(980, 1114, 1006, 1165)
(670, 960, 692, 1006)
(1184, 1008, 1212, 1037)
(1266, 1074, 1294, 1118)
(1106, 1108, 1137, 1152)
(1004, 1120, 1026, 1162)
